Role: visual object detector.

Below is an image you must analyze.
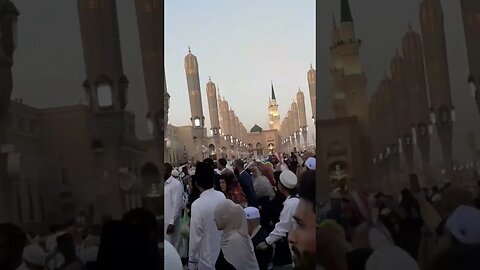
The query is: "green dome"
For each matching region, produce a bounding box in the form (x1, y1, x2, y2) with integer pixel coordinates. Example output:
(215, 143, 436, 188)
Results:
(250, 124, 263, 133)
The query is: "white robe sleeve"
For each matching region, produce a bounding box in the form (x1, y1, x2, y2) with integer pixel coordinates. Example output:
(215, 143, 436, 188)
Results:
(170, 182, 184, 225)
(265, 201, 295, 245)
(188, 203, 203, 264)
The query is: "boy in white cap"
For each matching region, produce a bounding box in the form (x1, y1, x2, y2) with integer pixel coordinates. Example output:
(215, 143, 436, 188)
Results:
(428, 205, 480, 270)
(257, 170, 299, 268)
(305, 157, 316, 171)
(244, 207, 272, 270)
(164, 163, 184, 250)
(22, 245, 46, 270)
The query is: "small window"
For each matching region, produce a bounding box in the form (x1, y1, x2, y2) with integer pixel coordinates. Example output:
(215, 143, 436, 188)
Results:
(194, 118, 201, 127)
(97, 84, 113, 107)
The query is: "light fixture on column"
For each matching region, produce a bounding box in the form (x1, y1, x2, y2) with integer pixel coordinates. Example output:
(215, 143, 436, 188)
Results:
(146, 112, 154, 135)
(430, 108, 436, 126)
(468, 74, 477, 98)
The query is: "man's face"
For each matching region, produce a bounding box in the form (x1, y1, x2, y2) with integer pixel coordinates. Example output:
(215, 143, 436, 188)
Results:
(219, 179, 227, 193)
(289, 199, 315, 269)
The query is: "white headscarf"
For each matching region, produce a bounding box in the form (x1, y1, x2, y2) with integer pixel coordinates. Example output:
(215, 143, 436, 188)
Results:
(214, 200, 259, 270)
(164, 240, 183, 270)
(366, 245, 420, 270)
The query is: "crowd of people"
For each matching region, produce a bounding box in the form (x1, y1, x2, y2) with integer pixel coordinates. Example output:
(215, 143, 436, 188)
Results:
(0, 206, 167, 270)
(164, 152, 316, 270)
(316, 175, 480, 270)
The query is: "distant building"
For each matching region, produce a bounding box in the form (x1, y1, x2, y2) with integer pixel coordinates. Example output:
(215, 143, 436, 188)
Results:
(165, 49, 313, 164)
(318, 0, 371, 197)
(1, 0, 164, 229)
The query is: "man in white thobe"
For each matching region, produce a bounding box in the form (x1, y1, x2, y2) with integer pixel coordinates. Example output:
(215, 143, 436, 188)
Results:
(188, 162, 226, 270)
(258, 170, 300, 269)
(164, 163, 184, 250)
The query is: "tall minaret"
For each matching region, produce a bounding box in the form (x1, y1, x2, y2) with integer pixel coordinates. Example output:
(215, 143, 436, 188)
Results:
(330, 0, 368, 122)
(287, 109, 294, 150)
(268, 82, 281, 130)
(134, 0, 164, 174)
(77, 0, 129, 219)
(235, 115, 241, 156)
(184, 47, 205, 128)
(297, 88, 308, 147)
(291, 101, 300, 149)
(79, 0, 128, 112)
(206, 77, 220, 136)
(307, 65, 316, 121)
(220, 99, 231, 139)
(461, 0, 480, 100)
(229, 110, 237, 143)
(420, 0, 455, 176)
(206, 77, 220, 157)
(402, 25, 432, 183)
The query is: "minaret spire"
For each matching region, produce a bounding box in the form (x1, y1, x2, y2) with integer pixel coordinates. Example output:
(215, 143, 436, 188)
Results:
(271, 81, 276, 100)
(341, 0, 353, 22)
(188, 46, 191, 53)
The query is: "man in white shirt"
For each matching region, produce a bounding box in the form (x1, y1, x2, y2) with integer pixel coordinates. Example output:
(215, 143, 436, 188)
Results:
(164, 163, 184, 250)
(257, 170, 299, 268)
(188, 162, 226, 270)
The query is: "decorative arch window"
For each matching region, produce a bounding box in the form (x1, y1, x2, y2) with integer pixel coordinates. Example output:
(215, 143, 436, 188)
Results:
(96, 75, 113, 109)
(194, 117, 201, 127)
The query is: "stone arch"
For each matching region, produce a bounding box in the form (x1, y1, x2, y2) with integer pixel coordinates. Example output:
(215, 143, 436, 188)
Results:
(208, 144, 216, 157)
(247, 143, 254, 157)
(328, 160, 349, 189)
(267, 142, 275, 154)
(256, 142, 263, 156)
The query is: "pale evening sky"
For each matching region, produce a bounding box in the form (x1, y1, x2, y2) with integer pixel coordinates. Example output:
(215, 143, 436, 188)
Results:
(165, 0, 316, 139)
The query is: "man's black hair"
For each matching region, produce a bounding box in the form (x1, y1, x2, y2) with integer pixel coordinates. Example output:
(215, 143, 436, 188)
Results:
(203, 158, 214, 168)
(164, 163, 173, 175)
(234, 159, 244, 168)
(195, 162, 214, 190)
(297, 170, 315, 213)
(218, 158, 228, 168)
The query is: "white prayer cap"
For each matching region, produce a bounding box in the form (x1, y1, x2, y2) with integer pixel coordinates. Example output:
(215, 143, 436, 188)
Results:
(164, 240, 183, 270)
(366, 245, 420, 270)
(446, 205, 480, 245)
(244, 207, 260, 220)
(79, 246, 99, 263)
(23, 245, 46, 267)
(279, 170, 297, 189)
(305, 157, 316, 170)
(329, 190, 342, 199)
(171, 169, 180, 177)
